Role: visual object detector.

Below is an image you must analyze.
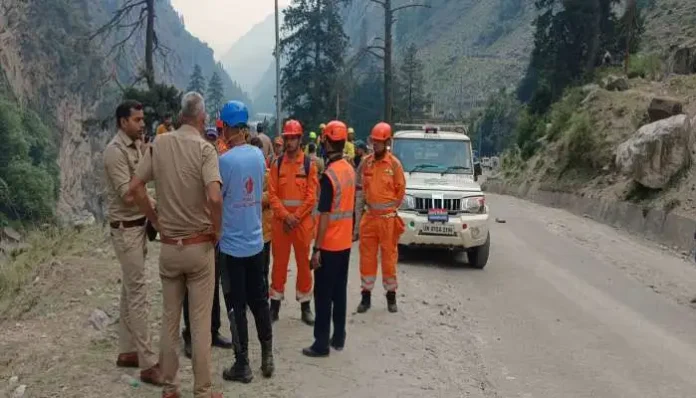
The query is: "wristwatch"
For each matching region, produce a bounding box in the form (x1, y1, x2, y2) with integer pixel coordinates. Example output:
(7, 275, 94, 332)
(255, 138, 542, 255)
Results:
(312, 246, 320, 255)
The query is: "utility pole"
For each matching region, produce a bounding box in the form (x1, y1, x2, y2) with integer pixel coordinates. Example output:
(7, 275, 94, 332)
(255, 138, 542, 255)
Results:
(368, 0, 429, 124)
(275, 0, 282, 137)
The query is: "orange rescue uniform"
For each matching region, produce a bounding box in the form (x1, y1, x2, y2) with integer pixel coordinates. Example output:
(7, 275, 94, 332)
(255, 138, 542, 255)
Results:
(268, 152, 319, 302)
(359, 152, 406, 292)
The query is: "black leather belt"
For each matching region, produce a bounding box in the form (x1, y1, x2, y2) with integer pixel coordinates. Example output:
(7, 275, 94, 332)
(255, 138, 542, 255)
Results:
(110, 217, 147, 229)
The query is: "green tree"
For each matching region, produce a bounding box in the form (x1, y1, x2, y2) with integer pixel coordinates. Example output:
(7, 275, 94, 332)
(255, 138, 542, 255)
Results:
(207, 71, 225, 118)
(396, 43, 427, 122)
(187, 64, 207, 95)
(281, 0, 348, 128)
(517, 0, 627, 114)
(123, 84, 182, 136)
(0, 99, 58, 224)
(470, 90, 522, 157)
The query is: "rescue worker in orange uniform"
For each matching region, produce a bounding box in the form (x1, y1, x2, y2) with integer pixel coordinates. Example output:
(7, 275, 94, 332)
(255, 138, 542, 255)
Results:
(357, 122, 406, 314)
(268, 120, 319, 325)
(303, 120, 356, 357)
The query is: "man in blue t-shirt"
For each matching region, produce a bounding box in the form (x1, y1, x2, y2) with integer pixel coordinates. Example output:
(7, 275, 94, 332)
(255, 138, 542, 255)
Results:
(217, 101, 274, 384)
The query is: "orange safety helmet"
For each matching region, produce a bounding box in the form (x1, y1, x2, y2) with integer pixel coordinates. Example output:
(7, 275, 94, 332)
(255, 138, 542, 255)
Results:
(283, 119, 303, 136)
(274, 136, 284, 145)
(324, 120, 348, 141)
(370, 122, 392, 141)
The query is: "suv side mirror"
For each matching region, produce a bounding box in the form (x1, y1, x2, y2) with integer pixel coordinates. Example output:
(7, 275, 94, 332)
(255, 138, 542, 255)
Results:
(474, 162, 482, 182)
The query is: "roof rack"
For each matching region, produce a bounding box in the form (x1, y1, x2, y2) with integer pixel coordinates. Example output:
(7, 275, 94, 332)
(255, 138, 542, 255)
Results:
(394, 123, 468, 134)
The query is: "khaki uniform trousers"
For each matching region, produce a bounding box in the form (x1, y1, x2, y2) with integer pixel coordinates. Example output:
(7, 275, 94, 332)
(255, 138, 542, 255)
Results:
(159, 241, 216, 398)
(111, 225, 158, 369)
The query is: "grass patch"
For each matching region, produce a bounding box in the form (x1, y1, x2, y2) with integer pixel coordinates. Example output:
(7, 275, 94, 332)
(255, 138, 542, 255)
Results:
(0, 225, 104, 313)
(628, 53, 663, 80)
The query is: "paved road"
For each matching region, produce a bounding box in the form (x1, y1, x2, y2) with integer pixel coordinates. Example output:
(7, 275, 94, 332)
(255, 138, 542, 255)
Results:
(8, 193, 696, 398)
(203, 193, 696, 398)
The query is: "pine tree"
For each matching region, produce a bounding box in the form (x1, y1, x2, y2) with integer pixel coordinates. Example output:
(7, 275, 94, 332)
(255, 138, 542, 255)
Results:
(397, 44, 426, 122)
(187, 64, 207, 95)
(207, 71, 225, 117)
(280, 0, 348, 128)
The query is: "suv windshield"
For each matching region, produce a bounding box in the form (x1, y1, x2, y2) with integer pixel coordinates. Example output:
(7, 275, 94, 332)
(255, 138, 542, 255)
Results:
(392, 138, 473, 174)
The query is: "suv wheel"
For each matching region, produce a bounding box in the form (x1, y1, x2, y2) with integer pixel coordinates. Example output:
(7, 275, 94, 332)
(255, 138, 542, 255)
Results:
(467, 232, 490, 269)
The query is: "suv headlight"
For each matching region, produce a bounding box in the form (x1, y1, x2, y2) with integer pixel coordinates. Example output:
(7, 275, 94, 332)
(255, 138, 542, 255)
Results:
(461, 196, 486, 214)
(399, 195, 415, 210)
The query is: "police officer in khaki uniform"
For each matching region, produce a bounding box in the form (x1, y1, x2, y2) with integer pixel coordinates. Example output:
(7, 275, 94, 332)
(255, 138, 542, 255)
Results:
(103, 100, 162, 386)
(128, 92, 224, 398)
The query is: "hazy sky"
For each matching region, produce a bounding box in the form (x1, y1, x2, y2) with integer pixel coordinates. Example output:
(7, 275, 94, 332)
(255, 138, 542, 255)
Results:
(171, 0, 291, 57)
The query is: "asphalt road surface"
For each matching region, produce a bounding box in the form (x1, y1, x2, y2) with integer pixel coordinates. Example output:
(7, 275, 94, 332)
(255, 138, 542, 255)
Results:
(187, 193, 696, 398)
(17, 193, 693, 397)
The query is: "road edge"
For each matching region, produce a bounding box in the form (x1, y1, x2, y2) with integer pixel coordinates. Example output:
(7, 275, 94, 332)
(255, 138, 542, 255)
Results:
(483, 179, 696, 254)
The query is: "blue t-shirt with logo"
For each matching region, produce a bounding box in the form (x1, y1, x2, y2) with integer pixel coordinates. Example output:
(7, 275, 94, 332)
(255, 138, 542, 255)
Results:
(219, 144, 265, 258)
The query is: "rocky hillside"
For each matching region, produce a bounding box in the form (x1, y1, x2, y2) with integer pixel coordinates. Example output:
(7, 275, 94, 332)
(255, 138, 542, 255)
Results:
(0, 0, 250, 225)
(488, 0, 696, 220)
(340, 0, 536, 116)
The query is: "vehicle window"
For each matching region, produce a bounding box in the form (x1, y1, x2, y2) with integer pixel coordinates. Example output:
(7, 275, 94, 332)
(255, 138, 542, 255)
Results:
(392, 138, 473, 174)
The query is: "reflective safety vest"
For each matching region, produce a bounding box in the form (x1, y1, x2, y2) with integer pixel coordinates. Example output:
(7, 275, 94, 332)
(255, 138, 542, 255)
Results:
(320, 159, 356, 251)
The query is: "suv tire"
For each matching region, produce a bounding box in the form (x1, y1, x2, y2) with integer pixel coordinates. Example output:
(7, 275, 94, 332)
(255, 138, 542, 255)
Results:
(467, 232, 490, 269)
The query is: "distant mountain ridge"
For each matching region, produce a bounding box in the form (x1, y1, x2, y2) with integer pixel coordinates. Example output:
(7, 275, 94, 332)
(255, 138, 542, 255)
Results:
(220, 11, 283, 95)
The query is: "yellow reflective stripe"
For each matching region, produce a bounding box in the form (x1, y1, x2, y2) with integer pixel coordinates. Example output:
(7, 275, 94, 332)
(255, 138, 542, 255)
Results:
(282, 199, 302, 207)
(366, 200, 398, 210)
(329, 211, 353, 221)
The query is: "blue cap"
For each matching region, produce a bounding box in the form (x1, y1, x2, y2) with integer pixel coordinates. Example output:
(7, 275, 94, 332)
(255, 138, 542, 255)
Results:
(219, 100, 249, 128)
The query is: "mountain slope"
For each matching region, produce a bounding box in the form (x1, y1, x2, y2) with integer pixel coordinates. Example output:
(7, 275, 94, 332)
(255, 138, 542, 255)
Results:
(0, 0, 253, 224)
(89, 0, 252, 108)
(220, 13, 278, 93)
(340, 0, 535, 116)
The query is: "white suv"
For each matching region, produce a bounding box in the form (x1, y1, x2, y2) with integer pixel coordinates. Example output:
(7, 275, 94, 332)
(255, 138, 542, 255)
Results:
(391, 126, 490, 268)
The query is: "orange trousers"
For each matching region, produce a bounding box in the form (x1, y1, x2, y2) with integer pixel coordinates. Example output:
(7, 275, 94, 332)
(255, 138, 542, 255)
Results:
(359, 214, 405, 293)
(270, 216, 314, 302)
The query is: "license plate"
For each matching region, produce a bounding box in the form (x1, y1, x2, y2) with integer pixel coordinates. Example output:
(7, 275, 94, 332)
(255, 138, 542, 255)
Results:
(427, 208, 449, 223)
(421, 223, 455, 236)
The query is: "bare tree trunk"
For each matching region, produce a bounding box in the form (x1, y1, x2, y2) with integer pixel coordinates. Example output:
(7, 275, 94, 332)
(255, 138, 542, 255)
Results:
(145, 0, 155, 88)
(624, 0, 636, 75)
(584, 0, 602, 74)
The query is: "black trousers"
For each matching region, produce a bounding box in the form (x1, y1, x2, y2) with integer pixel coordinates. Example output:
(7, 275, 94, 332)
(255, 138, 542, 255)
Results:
(219, 249, 273, 354)
(262, 241, 271, 297)
(311, 248, 350, 354)
(183, 245, 223, 341)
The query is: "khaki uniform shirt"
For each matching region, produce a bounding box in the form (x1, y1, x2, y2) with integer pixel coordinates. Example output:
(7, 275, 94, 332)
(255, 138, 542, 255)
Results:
(135, 125, 222, 239)
(104, 130, 144, 222)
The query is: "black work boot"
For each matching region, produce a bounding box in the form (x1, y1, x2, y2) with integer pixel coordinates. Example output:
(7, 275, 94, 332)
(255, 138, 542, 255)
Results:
(270, 299, 281, 323)
(386, 291, 398, 313)
(223, 349, 253, 383)
(301, 302, 315, 326)
(356, 291, 371, 313)
(260, 340, 275, 378)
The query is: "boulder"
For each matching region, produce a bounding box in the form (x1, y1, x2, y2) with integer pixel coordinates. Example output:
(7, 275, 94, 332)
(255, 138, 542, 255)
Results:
(672, 46, 696, 75)
(615, 115, 692, 189)
(602, 75, 629, 92)
(648, 97, 683, 123)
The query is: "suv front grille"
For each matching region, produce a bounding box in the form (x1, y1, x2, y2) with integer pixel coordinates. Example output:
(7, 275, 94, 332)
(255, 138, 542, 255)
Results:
(414, 198, 461, 213)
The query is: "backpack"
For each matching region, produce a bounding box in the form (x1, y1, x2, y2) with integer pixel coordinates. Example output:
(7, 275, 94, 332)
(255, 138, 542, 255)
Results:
(276, 154, 311, 178)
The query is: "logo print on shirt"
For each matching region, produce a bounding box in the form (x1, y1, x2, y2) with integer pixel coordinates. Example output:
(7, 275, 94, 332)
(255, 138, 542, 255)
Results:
(245, 176, 254, 195)
(242, 176, 255, 203)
